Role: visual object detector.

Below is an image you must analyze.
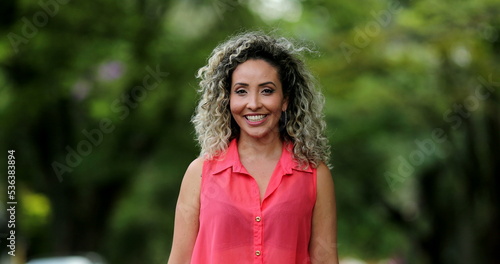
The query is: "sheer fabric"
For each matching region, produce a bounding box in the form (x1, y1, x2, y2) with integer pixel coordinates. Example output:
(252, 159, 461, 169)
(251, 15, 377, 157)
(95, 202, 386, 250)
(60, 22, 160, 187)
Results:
(191, 139, 317, 264)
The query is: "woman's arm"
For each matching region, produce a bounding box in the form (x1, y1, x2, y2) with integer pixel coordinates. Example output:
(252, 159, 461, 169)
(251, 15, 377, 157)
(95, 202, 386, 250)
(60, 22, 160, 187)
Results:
(167, 158, 203, 264)
(309, 163, 339, 264)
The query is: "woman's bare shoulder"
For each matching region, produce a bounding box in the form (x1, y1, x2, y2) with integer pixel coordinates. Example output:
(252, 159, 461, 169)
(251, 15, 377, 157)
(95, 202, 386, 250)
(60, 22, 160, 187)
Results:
(186, 157, 204, 177)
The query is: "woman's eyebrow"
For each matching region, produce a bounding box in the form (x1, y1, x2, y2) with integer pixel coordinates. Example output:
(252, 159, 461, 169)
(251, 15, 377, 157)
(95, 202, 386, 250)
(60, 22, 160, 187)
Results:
(233, 82, 249, 88)
(259, 81, 277, 88)
(233, 81, 276, 88)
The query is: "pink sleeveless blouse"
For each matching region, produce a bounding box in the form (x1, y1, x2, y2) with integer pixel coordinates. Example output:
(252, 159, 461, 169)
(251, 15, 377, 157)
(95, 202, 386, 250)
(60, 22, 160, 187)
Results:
(191, 139, 317, 264)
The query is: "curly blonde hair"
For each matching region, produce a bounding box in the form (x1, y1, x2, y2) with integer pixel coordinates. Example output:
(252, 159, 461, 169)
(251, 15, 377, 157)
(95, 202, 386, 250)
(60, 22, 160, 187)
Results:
(192, 32, 331, 168)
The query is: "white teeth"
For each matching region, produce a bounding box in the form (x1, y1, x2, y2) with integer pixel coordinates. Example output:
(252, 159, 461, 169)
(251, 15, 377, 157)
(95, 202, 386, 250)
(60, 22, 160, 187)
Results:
(246, 115, 266, 122)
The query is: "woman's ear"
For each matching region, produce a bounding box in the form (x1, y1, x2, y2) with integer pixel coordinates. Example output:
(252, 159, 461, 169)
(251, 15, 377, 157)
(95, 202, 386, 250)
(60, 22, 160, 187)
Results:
(282, 98, 289, 112)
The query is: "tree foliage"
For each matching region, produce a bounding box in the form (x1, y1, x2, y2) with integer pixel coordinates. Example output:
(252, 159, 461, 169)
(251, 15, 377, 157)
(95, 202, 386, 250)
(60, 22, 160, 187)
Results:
(0, 0, 498, 263)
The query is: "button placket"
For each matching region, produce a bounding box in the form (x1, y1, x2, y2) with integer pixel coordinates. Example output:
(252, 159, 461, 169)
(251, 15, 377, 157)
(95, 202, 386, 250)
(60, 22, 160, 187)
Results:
(253, 183, 263, 262)
(254, 208, 263, 260)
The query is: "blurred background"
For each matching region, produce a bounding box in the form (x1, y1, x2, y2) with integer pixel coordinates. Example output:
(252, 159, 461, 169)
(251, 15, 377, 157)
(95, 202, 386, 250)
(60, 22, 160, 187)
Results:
(0, 0, 499, 263)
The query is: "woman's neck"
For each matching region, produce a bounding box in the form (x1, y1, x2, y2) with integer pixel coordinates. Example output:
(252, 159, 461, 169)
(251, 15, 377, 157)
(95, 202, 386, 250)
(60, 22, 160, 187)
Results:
(237, 134, 283, 160)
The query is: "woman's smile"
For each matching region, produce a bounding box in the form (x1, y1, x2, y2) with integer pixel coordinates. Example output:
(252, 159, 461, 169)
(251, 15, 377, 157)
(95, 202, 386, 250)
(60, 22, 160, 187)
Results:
(244, 114, 268, 123)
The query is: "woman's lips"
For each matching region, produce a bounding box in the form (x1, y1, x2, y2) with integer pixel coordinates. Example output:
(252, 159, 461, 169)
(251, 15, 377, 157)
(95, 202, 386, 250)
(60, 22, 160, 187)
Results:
(244, 114, 268, 125)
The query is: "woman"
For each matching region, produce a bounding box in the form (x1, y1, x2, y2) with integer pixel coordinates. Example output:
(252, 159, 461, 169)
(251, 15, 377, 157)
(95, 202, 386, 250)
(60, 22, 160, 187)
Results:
(168, 32, 338, 264)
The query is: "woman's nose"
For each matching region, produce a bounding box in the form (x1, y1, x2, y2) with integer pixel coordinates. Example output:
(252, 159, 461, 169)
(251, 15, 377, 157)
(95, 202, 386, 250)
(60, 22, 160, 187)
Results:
(246, 92, 262, 110)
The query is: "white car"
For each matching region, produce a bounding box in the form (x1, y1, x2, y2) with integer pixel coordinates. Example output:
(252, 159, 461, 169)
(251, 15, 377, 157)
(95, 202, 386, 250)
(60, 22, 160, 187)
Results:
(26, 253, 106, 264)
(26, 257, 93, 264)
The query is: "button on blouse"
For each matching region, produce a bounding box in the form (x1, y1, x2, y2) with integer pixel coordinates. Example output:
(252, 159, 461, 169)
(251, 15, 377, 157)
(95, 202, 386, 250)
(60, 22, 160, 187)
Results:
(191, 139, 317, 264)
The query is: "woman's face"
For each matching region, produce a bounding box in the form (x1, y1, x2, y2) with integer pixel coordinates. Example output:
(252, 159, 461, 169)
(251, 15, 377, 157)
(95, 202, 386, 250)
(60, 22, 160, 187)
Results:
(230, 59, 288, 141)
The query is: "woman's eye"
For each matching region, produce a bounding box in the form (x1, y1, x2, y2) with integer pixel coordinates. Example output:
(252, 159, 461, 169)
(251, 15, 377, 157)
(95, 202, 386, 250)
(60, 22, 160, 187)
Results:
(262, 88, 275, 94)
(235, 89, 247, 94)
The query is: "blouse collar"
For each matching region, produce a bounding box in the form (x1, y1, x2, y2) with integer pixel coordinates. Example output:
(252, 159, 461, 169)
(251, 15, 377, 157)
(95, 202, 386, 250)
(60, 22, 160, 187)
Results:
(211, 138, 313, 176)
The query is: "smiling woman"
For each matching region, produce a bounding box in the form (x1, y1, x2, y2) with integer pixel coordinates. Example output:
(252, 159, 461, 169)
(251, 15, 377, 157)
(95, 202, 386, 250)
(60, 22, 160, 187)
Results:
(167, 32, 338, 264)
